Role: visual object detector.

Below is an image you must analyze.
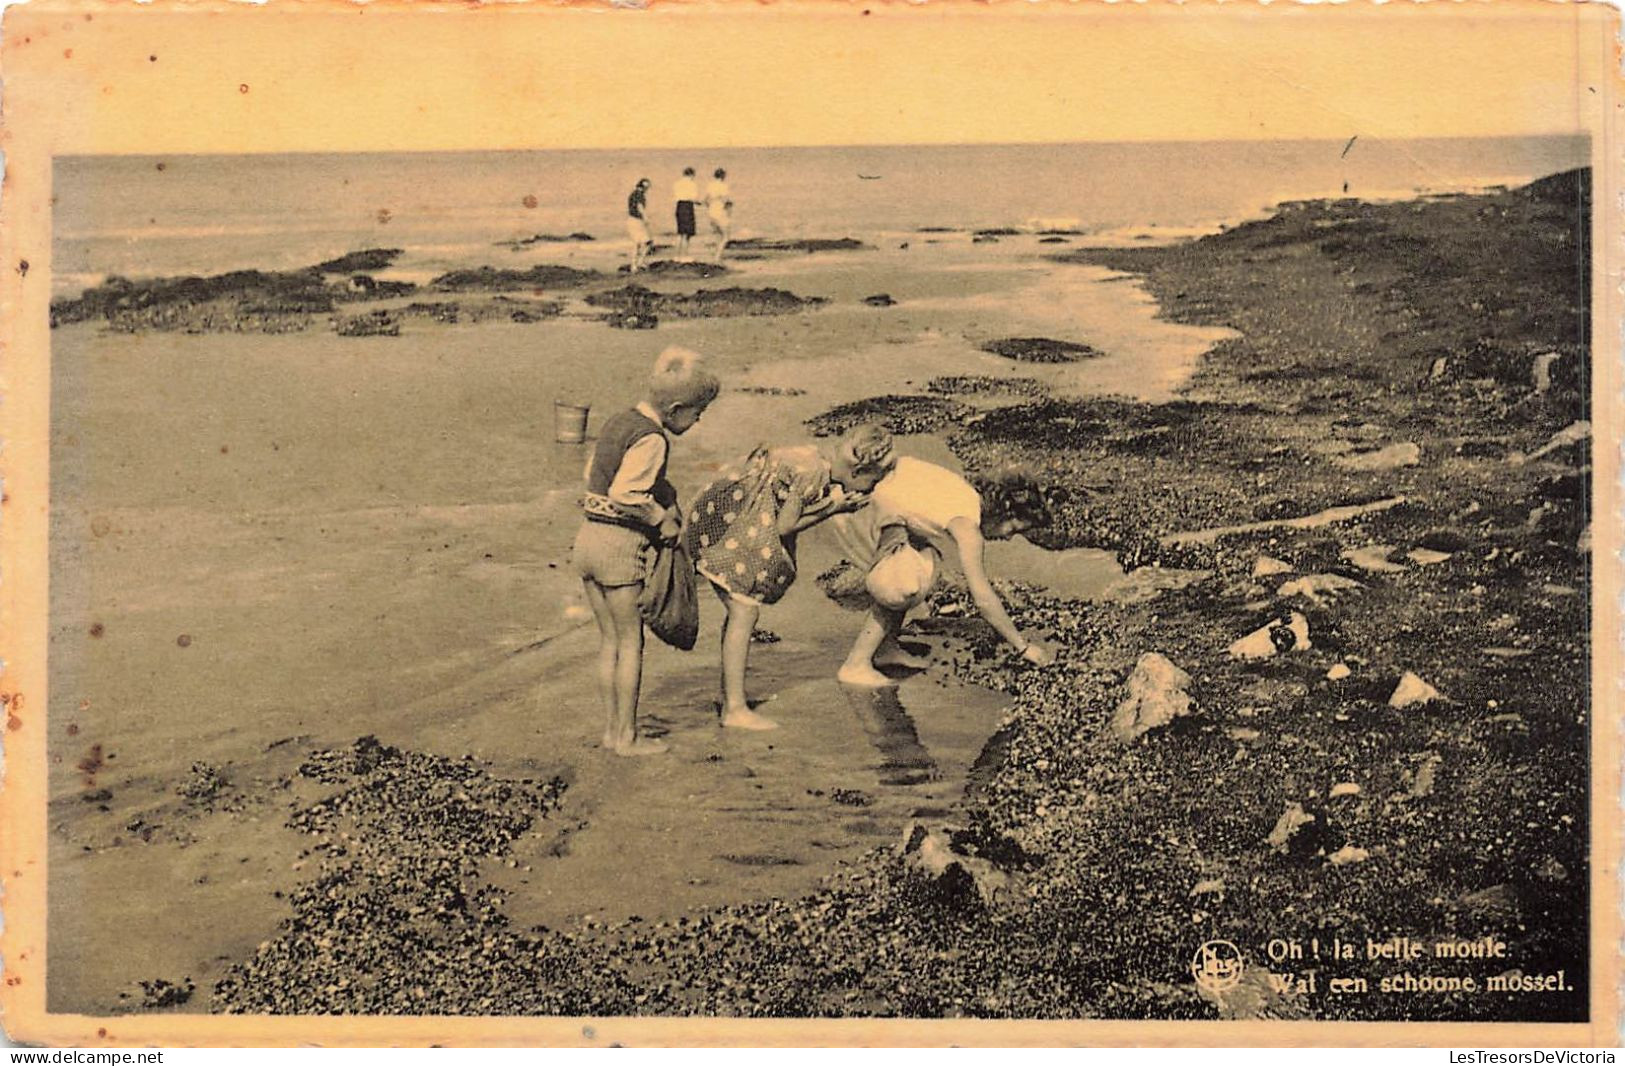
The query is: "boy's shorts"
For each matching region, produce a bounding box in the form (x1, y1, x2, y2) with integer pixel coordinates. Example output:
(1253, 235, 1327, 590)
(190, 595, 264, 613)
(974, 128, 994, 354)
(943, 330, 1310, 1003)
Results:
(573, 520, 652, 588)
(675, 201, 697, 237)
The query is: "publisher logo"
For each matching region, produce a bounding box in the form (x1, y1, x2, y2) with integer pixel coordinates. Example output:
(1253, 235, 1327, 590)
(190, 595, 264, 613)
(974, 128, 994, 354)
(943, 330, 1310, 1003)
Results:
(1191, 939, 1245, 993)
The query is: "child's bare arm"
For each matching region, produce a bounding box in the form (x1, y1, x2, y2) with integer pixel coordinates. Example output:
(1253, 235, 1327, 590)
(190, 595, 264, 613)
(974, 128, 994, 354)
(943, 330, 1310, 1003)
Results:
(949, 517, 1054, 664)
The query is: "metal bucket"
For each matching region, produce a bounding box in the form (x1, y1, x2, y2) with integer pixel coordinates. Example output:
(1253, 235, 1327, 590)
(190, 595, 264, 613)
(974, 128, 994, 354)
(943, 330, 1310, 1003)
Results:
(554, 401, 591, 444)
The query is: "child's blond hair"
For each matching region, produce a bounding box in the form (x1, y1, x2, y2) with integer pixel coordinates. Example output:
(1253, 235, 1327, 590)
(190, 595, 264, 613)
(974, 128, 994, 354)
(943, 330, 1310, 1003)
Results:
(648, 346, 722, 413)
(840, 423, 897, 477)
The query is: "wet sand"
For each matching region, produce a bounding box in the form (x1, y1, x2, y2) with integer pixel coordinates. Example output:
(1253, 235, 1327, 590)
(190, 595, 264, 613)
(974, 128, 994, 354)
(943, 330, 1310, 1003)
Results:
(46, 235, 1200, 1012)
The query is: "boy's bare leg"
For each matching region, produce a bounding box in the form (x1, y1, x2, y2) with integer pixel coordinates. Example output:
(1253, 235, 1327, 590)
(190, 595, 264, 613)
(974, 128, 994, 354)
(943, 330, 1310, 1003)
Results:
(720, 596, 778, 730)
(838, 605, 902, 687)
(582, 579, 620, 749)
(605, 583, 667, 756)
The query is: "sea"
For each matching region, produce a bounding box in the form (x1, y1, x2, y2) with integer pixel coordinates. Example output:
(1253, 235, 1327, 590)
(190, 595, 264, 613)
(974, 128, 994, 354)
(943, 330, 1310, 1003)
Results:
(52, 135, 1588, 297)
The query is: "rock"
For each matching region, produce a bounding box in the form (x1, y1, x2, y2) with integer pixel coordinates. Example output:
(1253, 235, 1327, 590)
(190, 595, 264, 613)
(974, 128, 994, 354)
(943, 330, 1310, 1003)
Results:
(1458, 883, 1518, 922)
(1277, 573, 1362, 604)
(1341, 545, 1405, 573)
(1226, 727, 1261, 742)
(863, 293, 897, 307)
(1429, 356, 1449, 381)
(1252, 555, 1292, 578)
(1326, 663, 1352, 681)
(899, 823, 1010, 906)
(1328, 845, 1369, 866)
(1408, 754, 1440, 798)
(1515, 420, 1590, 464)
(1329, 782, 1360, 798)
(1331, 441, 1421, 471)
(1267, 802, 1317, 853)
(1109, 652, 1195, 742)
(1228, 612, 1310, 660)
(1389, 671, 1441, 708)
(1406, 548, 1453, 566)
(1531, 352, 1561, 394)
(1100, 567, 1213, 605)
(1190, 879, 1225, 897)
(606, 311, 659, 330)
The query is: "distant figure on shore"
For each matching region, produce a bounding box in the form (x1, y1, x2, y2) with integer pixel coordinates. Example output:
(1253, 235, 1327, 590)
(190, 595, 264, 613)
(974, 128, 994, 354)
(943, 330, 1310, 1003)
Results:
(706, 168, 733, 264)
(573, 347, 721, 756)
(685, 425, 897, 731)
(626, 177, 653, 273)
(836, 457, 1055, 687)
(673, 167, 701, 260)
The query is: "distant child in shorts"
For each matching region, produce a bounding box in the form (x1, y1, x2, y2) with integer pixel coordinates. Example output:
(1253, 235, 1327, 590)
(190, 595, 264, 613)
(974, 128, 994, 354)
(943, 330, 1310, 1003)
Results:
(706, 168, 732, 264)
(836, 456, 1055, 687)
(685, 425, 897, 730)
(573, 347, 721, 756)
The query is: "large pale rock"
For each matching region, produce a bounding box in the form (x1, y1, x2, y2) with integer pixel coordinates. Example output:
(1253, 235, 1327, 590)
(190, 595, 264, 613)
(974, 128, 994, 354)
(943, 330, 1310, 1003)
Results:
(1267, 803, 1316, 852)
(1389, 671, 1441, 708)
(1516, 420, 1590, 464)
(1110, 652, 1195, 742)
(899, 823, 1010, 906)
(1228, 613, 1310, 660)
(1252, 555, 1292, 578)
(1342, 545, 1405, 573)
(1278, 573, 1363, 604)
(1333, 441, 1421, 471)
(1531, 352, 1561, 394)
(1100, 567, 1213, 606)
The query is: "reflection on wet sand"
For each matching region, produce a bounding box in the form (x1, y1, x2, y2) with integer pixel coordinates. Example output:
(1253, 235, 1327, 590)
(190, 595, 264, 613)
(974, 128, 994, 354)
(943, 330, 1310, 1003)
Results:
(839, 680, 940, 787)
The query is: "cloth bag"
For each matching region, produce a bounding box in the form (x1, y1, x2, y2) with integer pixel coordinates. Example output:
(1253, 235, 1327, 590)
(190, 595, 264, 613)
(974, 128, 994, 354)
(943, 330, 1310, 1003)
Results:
(865, 522, 937, 612)
(640, 540, 701, 651)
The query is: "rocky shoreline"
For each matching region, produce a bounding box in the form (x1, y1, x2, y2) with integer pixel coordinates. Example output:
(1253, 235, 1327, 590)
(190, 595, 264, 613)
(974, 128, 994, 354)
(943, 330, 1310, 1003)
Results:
(204, 171, 1591, 1020)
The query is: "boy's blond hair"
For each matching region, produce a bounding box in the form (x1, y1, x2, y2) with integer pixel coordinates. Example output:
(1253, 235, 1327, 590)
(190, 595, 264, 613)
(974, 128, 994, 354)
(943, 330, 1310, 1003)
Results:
(648, 346, 722, 412)
(841, 423, 897, 477)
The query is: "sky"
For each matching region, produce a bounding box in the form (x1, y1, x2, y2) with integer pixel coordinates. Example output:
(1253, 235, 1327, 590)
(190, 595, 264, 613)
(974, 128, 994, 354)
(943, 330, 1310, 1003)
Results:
(0, 1, 1614, 154)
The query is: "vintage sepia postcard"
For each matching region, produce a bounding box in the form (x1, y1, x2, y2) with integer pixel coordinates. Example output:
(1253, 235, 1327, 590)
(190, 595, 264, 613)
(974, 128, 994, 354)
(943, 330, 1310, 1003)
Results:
(0, 0, 1619, 1048)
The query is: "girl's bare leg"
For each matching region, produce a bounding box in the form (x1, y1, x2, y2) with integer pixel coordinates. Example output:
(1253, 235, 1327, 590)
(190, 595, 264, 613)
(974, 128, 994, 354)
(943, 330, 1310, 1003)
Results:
(720, 596, 778, 730)
(605, 583, 667, 756)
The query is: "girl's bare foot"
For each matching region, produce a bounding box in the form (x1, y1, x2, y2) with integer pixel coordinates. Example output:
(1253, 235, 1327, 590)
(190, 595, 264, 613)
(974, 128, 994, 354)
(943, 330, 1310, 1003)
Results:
(721, 706, 779, 731)
(614, 736, 669, 757)
(874, 641, 932, 671)
(837, 661, 897, 687)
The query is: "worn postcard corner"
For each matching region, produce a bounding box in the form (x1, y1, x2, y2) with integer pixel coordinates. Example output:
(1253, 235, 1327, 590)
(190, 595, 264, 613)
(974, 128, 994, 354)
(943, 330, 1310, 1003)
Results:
(0, 0, 1621, 1048)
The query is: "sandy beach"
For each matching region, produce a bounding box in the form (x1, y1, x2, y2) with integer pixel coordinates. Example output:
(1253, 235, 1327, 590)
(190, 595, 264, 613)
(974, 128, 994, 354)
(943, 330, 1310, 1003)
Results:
(45, 164, 1591, 1021)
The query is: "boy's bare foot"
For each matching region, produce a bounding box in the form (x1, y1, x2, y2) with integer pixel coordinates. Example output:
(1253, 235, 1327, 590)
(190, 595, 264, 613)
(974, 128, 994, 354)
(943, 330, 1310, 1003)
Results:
(837, 661, 898, 688)
(874, 641, 932, 671)
(614, 736, 669, 757)
(721, 707, 779, 731)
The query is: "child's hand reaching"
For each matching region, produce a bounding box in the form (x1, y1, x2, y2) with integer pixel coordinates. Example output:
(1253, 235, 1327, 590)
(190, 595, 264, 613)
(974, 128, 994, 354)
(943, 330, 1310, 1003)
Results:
(828, 486, 871, 515)
(658, 514, 683, 545)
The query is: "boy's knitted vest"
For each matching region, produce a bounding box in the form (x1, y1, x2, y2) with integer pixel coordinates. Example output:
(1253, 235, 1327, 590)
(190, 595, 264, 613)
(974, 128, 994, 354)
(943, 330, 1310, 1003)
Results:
(583, 408, 672, 528)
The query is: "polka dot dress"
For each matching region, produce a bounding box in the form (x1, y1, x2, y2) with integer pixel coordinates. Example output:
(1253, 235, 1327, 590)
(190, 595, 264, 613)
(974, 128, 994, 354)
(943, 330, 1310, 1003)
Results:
(685, 445, 831, 605)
